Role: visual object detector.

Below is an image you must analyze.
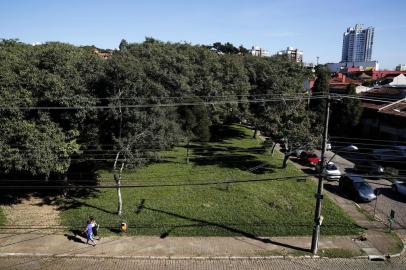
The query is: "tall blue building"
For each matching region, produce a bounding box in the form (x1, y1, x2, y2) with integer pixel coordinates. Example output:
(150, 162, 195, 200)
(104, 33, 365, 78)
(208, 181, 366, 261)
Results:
(341, 24, 374, 63)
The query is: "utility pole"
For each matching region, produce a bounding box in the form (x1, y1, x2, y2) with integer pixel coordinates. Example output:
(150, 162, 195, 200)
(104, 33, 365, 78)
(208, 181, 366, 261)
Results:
(311, 95, 330, 255)
(316, 56, 319, 66)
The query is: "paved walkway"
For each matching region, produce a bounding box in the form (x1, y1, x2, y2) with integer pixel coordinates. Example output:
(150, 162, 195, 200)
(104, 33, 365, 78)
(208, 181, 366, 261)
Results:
(0, 230, 403, 259)
(1, 256, 405, 270)
(0, 234, 366, 257)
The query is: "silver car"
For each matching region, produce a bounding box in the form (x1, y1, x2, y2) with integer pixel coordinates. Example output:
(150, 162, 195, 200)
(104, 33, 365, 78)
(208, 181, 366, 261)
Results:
(324, 161, 341, 181)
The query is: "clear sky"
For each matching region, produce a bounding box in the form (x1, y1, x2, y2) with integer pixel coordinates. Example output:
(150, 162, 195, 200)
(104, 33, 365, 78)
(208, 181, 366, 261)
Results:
(1, 0, 405, 69)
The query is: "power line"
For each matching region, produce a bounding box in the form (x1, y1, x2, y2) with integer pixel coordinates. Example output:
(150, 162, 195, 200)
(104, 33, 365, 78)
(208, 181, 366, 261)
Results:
(0, 175, 309, 189)
(0, 94, 401, 111)
(0, 95, 330, 110)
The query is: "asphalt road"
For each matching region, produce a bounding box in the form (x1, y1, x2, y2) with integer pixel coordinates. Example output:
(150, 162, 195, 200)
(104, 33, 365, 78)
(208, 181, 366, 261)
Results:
(0, 256, 405, 270)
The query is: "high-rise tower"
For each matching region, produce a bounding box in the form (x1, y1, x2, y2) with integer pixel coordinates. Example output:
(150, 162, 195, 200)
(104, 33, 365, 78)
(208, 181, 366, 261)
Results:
(341, 24, 374, 63)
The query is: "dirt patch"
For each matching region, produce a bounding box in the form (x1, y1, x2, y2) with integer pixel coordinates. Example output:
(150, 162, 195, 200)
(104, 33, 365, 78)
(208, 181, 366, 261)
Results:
(1, 196, 63, 234)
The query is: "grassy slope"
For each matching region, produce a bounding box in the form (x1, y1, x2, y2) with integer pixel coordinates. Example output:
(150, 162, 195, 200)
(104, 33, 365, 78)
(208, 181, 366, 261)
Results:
(60, 125, 360, 237)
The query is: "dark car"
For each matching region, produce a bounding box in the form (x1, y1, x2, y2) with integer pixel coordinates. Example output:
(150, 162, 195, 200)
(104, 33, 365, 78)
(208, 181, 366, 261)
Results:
(392, 180, 406, 196)
(353, 159, 385, 175)
(339, 175, 377, 202)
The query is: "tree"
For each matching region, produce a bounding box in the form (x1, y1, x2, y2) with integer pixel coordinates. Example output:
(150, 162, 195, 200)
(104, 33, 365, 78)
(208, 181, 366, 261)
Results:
(330, 84, 363, 136)
(178, 97, 211, 163)
(0, 40, 94, 180)
(100, 46, 182, 215)
(119, 39, 129, 51)
(0, 116, 79, 179)
(310, 65, 330, 117)
(245, 55, 320, 167)
(238, 45, 249, 55)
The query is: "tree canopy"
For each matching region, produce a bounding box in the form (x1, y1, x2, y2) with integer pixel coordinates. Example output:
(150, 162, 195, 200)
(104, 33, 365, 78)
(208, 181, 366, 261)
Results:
(0, 38, 316, 180)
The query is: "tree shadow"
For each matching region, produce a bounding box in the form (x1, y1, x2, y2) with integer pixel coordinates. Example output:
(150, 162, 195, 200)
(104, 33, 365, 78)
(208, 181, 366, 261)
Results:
(189, 140, 278, 175)
(301, 168, 317, 175)
(134, 199, 309, 253)
(209, 125, 248, 142)
(55, 197, 116, 214)
(0, 160, 100, 207)
(191, 153, 276, 174)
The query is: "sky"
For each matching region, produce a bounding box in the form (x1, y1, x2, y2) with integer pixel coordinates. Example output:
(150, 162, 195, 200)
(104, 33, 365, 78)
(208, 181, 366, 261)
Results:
(1, 0, 406, 69)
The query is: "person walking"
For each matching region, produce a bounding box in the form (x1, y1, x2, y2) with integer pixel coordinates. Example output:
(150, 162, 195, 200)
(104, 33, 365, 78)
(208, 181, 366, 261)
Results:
(90, 216, 100, 240)
(84, 220, 96, 247)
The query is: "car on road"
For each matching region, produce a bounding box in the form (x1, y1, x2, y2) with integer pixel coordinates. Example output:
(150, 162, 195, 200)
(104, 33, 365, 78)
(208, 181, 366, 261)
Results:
(392, 180, 406, 196)
(299, 151, 320, 166)
(391, 146, 406, 159)
(353, 159, 385, 175)
(372, 148, 405, 162)
(339, 174, 377, 202)
(316, 161, 341, 181)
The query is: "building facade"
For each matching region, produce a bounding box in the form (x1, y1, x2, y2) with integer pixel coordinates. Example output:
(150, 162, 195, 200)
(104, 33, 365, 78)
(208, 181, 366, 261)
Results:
(396, 64, 406, 71)
(277, 47, 303, 63)
(249, 46, 270, 57)
(341, 24, 374, 63)
(326, 61, 379, 73)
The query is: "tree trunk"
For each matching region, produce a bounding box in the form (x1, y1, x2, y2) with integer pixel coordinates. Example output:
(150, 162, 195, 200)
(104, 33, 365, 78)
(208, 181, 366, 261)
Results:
(282, 153, 290, 168)
(271, 143, 277, 155)
(63, 175, 68, 197)
(253, 126, 258, 139)
(113, 151, 123, 216)
(186, 138, 190, 164)
(116, 162, 125, 216)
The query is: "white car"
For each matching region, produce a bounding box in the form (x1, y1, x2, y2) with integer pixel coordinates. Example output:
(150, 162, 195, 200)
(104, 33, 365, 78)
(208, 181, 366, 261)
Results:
(392, 180, 406, 196)
(323, 162, 341, 181)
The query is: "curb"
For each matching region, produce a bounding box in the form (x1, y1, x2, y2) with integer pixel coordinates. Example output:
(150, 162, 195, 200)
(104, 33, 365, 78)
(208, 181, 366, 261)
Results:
(1, 252, 382, 260)
(387, 239, 406, 258)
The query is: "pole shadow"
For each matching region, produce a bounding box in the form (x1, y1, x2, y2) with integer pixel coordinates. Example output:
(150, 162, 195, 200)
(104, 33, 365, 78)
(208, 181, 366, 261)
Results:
(134, 199, 309, 253)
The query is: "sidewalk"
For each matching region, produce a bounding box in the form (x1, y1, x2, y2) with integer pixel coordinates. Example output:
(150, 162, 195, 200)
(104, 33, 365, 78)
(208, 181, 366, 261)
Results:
(0, 231, 401, 258)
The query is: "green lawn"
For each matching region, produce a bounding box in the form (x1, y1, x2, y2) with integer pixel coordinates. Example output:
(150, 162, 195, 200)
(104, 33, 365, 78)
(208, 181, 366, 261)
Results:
(60, 124, 361, 237)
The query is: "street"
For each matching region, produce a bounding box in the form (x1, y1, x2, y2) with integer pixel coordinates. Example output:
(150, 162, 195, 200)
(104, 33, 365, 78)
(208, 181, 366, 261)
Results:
(311, 150, 406, 240)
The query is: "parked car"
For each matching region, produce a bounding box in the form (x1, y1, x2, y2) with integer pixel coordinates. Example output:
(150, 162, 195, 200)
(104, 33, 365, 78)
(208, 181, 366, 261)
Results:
(339, 175, 376, 202)
(392, 180, 406, 196)
(316, 161, 341, 181)
(299, 151, 320, 166)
